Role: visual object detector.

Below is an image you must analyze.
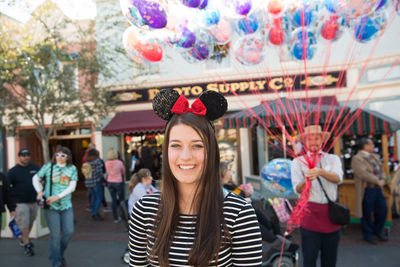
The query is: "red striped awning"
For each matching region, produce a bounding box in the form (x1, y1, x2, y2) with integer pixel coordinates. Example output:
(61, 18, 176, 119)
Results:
(222, 98, 400, 135)
(102, 110, 166, 136)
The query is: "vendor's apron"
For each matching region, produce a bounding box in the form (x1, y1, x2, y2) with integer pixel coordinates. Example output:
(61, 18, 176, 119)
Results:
(301, 202, 341, 233)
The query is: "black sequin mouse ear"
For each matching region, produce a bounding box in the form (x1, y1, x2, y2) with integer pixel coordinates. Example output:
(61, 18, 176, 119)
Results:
(152, 89, 180, 121)
(199, 90, 228, 121)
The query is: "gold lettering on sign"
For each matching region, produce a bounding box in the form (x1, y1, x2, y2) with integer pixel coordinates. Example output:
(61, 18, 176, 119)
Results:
(230, 83, 240, 92)
(181, 87, 191, 95)
(191, 86, 203, 95)
(219, 83, 230, 93)
(269, 77, 283, 90)
(240, 82, 249, 91)
(255, 80, 266, 90)
(249, 81, 257, 90)
(207, 83, 219, 92)
(284, 78, 294, 88)
(173, 87, 182, 95)
(148, 89, 160, 100)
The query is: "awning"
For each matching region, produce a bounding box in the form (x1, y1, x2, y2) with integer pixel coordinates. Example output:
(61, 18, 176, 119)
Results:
(222, 98, 400, 135)
(102, 110, 166, 136)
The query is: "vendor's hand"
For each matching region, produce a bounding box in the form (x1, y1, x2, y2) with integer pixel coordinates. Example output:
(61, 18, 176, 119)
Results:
(10, 211, 16, 218)
(46, 196, 60, 205)
(306, 168, 322, 180)
(378, 179, 386, 188)
(37, 192, 43, 200)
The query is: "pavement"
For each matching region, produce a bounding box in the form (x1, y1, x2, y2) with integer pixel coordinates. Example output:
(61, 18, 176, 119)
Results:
(1, 190, 400, 267)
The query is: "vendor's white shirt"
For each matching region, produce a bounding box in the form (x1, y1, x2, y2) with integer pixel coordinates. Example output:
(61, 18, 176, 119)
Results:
(291, 152, 343, 204)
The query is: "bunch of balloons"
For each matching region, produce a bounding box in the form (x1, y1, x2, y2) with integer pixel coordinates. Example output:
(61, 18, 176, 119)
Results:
(120, 0, 395, 65)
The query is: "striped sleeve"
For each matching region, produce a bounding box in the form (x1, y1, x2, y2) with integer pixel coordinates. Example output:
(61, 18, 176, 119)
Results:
(227, 196, 263, 266)
(129, 198, 150, 266)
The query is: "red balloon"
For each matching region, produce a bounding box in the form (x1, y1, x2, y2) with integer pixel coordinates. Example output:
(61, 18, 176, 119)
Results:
(321, 21, 339, 40)
(268, 0, 284, 15)
(135, 42, 163, 62)
(269, 27, 285, 45)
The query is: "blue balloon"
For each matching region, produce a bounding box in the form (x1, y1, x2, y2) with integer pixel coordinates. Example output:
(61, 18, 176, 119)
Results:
(260, 158, 294, 197)
(324, 0, 336, 13)
(292, 41, 315, 60)
(293, 5, 314, 27)
(295, 29, 317, 45)
(237, 13, 259, 34)
(202, 5, 220, 26)
(354, 14, 385, 43)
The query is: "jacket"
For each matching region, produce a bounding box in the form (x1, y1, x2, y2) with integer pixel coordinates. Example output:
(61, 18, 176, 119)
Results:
(351, 151, 386, 218)
(0, 172, 16, 213)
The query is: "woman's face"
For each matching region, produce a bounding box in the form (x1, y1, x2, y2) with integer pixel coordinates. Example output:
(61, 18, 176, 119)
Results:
(168, 124, 205, 188)
(143, 175, 153, 186)
(222, 168, 232, 184)
(55, 151, 68, 165)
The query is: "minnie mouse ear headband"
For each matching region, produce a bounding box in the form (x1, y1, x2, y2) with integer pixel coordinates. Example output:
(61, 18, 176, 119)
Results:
(152, 89, 228, 122)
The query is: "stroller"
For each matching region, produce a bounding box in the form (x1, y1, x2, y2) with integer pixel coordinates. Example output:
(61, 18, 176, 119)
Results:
(262, 241, 299, 267)
(253, 198, 299, 267)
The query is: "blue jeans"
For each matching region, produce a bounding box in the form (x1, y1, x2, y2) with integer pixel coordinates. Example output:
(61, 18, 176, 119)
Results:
(89, 183, 103, 216)
(45, 208, 74, 267)
(361, 187, 388, 240)
(108, 182, 126, 220)
(300, 227, 341, 267)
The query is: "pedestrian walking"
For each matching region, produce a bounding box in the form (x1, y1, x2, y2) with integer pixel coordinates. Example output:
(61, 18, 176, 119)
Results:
(105, 148, 128, 224)
(352, 137, 388, 244)
(32, 146, 77, 267)
(0, 171, 16, 238)
(7, 149, 39, 256)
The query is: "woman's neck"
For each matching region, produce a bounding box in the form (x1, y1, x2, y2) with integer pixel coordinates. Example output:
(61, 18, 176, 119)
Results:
(178, 184, 198, 215)
(57, 162, 66, 167)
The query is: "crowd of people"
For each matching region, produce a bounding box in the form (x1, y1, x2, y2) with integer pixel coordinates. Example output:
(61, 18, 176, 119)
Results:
(0, 89, 396, 267)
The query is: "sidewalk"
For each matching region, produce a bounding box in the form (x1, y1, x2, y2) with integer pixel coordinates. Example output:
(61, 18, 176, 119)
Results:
(1, 190, 399, 266)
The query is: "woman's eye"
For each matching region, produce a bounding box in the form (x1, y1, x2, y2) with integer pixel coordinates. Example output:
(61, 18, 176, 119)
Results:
(170, 144, 180, 148)
(193, 144, 204, 149)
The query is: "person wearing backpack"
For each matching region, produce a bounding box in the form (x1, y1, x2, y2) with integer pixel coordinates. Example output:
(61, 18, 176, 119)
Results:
(83, 149, 104, 221)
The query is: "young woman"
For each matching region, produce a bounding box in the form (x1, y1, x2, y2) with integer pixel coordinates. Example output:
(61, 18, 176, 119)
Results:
(129, 89, 262, 266)
(32, 146, 77, 267)
(127, 168, 157, 213)
(105, 148, 127, 223)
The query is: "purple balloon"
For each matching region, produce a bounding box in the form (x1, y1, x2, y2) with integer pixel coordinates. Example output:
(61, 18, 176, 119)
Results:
(190, 41, 209, 60)
(233, 0, 252, 16)
(129, 0, 142, 6)
(178, 28, 196, 48)
(138, 1, 167, 29)
(182, 0, 201, 8)
(199, 0, 208, 9)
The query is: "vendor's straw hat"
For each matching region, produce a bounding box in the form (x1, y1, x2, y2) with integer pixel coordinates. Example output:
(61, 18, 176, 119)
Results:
(299, 125, 329, 141)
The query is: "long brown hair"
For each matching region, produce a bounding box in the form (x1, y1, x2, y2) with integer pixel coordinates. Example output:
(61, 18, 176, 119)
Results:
(151, 113, 229, 266)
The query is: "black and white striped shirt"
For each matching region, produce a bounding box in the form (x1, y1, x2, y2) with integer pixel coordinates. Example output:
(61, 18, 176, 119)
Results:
(129, 192, 262, 266)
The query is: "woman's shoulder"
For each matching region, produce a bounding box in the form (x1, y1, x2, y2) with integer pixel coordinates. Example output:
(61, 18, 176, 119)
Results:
(135, 192, 161, 209)
(223, 192, 251, 209)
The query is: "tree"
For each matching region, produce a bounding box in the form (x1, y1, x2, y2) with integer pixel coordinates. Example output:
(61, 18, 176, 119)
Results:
(0, 1, 115, 162)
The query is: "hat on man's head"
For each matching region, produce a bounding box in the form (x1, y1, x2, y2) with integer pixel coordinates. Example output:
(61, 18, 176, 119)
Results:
(298, 125, 329, 141)
(18, 149, 30, 156)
